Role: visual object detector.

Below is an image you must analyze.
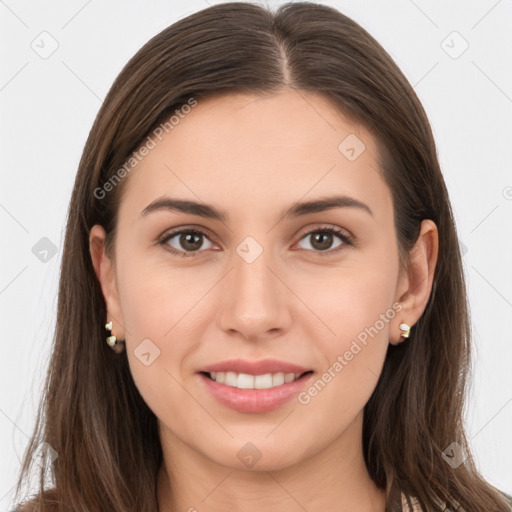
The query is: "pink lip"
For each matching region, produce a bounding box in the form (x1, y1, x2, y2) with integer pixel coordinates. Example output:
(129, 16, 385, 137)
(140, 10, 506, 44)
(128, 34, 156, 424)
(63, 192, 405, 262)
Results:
(200, 358, 311, 375)
(199, 372, 314, 413)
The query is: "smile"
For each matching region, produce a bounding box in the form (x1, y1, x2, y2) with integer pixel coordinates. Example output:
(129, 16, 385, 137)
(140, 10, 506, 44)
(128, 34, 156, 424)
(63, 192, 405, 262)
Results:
(205, 371, 312, 389)
(199, 370, 314, 413)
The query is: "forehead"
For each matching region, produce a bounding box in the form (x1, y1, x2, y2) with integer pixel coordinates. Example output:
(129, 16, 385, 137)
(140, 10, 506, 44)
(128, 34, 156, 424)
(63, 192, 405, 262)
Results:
(118, 89, 390, 224)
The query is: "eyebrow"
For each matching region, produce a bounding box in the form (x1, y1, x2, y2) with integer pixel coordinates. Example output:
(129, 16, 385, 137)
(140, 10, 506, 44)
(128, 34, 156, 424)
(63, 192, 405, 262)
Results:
(140, 194, 373, 221)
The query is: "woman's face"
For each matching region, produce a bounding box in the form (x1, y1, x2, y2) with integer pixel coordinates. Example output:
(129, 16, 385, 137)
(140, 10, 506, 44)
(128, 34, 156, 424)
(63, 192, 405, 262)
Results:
(92, 88, 418, 471)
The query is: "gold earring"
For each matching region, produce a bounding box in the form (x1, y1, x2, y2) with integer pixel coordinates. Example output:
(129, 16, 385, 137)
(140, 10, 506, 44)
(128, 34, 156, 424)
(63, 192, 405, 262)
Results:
(399, 322, 411, 339)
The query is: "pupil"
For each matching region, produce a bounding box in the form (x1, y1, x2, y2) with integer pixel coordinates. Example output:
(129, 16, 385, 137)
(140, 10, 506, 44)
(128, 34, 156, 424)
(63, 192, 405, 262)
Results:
(313, 232, 332, 250)
(181, 233, 201, 251)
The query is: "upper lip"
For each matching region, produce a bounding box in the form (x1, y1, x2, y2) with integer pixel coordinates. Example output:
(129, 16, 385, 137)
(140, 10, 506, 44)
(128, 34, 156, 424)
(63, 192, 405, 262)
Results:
(200, 358, 312, 375)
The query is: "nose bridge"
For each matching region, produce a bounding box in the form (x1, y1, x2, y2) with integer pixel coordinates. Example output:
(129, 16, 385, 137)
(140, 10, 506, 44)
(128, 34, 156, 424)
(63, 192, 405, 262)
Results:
(232, 234, 276, 305)
(218, 233, 289, 337)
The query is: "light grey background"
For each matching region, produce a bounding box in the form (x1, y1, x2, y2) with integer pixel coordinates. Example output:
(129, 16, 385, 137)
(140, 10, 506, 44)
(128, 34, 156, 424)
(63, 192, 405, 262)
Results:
(1, 0, 511, 508)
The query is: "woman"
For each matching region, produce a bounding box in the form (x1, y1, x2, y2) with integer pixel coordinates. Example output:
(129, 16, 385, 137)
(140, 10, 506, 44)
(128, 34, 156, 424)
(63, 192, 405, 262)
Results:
(11, 2, 511, 511)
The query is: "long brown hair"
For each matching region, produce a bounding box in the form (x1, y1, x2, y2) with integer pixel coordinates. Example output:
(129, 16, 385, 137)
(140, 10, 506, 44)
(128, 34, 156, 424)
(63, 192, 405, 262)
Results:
(12, 2, 510, 511)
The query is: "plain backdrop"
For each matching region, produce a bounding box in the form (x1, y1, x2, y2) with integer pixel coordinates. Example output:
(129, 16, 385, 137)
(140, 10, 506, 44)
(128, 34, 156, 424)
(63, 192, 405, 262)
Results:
(1, 0, 511, 508)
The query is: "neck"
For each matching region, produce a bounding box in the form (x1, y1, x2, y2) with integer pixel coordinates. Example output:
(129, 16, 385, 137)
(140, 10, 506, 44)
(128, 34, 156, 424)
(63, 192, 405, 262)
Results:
(157, 412, 386, 512)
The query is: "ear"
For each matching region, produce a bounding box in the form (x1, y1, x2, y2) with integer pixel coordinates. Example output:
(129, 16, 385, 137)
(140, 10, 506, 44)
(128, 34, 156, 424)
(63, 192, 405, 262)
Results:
(391, 219, 439, 344)
(89, 224, 126, 341)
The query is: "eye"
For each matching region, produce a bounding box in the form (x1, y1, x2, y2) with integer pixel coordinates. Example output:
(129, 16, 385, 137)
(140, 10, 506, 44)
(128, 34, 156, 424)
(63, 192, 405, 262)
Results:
(159, 228, 215, 257)
(296, 226, 352, 255)
(159, 225, 353, 258)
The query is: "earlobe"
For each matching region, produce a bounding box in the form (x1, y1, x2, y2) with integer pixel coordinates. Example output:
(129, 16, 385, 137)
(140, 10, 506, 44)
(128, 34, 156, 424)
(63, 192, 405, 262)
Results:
(392, 219, 439, 344)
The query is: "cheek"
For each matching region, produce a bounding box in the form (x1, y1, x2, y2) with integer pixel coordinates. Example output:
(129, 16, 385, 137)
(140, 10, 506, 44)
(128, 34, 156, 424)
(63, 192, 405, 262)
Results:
(297, 257, 397, 345)
(292, 283, 393, 449)
(293, 260, 396, 415)
(118, 254, 206, 344)
(294, 337, 388, 460)
(115, 261, 189, 404)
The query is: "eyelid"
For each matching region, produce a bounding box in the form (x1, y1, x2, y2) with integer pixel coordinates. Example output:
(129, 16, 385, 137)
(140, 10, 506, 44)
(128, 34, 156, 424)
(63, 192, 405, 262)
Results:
(159, 224, 217, 243)
(295, 223, 352, 242)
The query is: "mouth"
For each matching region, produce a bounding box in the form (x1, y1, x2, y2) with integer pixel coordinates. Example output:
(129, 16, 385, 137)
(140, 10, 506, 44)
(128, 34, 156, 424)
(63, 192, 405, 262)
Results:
(198, 368, 315, 413)
(197, 358, 315, 413)
(200, 370, 314, 390)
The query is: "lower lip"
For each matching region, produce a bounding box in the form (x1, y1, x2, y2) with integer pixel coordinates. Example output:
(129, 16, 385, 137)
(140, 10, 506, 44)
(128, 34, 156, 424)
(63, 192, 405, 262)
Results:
(199, 372, 314, 413)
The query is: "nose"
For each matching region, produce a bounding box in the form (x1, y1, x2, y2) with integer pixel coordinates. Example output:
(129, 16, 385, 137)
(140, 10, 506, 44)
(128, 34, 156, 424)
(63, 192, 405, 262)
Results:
(217, 240, 292, 342)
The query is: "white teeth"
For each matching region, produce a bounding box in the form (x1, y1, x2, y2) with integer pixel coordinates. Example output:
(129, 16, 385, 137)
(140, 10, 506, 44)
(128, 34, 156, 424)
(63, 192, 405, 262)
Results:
(255, 374, 273, 389)
(207, 371, 305, 389)
(237, 373, 254, 389)
(272, 372, 285, 386)
(284, 373, 295, 383)
(225, 371, 237, 387)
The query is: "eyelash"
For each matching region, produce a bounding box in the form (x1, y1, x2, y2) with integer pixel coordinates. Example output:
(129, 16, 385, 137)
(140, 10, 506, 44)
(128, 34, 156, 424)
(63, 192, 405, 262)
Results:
(159, 225, 353, 259)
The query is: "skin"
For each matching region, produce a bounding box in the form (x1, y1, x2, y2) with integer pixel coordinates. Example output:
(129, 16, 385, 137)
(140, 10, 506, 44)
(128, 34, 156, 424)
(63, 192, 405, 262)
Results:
(89, 88, 438, 512)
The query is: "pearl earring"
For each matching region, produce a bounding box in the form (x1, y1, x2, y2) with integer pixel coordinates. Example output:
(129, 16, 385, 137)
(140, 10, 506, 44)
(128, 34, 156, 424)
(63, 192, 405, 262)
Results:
(105, 321, 125, 352)
(399, 323, 411, 339)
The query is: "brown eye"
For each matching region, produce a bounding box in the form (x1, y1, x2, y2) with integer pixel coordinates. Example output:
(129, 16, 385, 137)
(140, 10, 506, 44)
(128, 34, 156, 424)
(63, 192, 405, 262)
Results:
(161, 229, 214, 257)
(297, 227, 351, 254)
(177, 232, 203, 251)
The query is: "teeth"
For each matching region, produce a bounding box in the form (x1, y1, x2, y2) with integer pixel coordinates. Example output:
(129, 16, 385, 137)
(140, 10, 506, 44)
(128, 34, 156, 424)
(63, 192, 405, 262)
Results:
(208, 371, 304, 389)
(272, 373, 284, 386)
(225, 371, 237, 387)
(237, 373, 254, 389)
(284, 373, 295, 384)
(256, 373, 273, 389)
